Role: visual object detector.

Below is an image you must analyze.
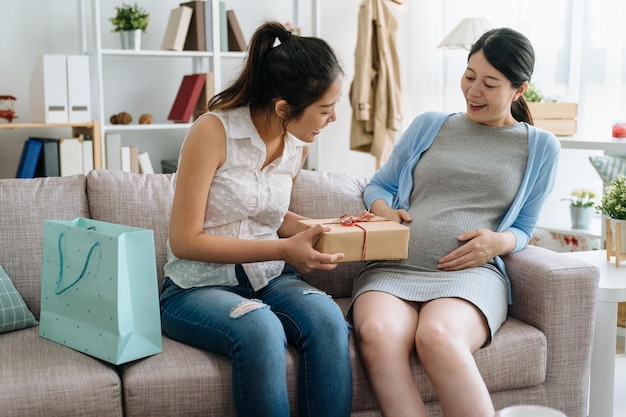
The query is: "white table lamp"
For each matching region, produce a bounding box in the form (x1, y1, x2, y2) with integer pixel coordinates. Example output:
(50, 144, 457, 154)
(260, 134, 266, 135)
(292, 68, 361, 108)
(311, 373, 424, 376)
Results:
(438, 17, 493, 50)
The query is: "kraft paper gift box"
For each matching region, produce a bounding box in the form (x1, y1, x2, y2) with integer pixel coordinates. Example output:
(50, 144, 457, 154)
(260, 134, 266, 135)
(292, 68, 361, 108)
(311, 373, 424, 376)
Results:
(296, 215, 410, 262)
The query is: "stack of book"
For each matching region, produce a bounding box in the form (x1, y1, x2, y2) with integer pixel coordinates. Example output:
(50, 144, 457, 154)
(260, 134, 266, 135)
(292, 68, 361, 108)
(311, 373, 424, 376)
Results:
(16, 135, 93, 178)
(104, 133, 155, 174)
(161, 1, 246, 53)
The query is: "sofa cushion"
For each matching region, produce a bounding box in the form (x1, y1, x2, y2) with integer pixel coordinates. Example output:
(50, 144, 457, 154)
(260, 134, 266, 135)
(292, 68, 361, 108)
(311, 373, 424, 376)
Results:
(0, 327, 123, 417)
(0, 175, 89, 317)
(0, 265, 37, 333)
(589, 154, 626, 184)
(86, 170, 175, 288)
(334, 299, 547, 410)
(120, 299, 546, 417)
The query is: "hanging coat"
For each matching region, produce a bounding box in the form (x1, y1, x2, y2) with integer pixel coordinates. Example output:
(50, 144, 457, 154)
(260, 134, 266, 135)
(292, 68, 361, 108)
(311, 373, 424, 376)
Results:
(350, 0, 404, 165)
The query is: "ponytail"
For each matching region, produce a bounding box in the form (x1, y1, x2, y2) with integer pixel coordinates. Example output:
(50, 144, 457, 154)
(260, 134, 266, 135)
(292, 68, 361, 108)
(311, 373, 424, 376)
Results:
(208, 21, 343, 128)
(512, 96, 534, 125)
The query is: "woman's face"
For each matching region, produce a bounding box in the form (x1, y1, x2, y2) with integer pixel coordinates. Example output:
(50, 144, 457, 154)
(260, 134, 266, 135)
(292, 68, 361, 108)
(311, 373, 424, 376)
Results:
(287, 79, 343, 143)
(461, 50, 526, 126)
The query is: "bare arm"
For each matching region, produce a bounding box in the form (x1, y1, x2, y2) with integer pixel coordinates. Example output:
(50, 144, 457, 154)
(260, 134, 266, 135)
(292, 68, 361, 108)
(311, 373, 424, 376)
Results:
(168, 121, 342, 272)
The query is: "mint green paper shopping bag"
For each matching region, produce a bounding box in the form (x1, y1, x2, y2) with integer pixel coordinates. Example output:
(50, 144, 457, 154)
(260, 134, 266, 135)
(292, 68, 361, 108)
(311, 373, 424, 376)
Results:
(39, 218, 162, 364)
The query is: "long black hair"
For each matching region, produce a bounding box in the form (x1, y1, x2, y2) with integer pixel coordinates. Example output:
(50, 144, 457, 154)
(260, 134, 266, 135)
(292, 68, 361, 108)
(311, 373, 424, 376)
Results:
(208, 21, 344, 130)
(469, 28, 535, 124)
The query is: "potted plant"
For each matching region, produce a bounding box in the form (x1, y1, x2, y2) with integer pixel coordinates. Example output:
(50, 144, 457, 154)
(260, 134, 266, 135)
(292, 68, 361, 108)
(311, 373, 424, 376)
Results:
(562, 187, 596, 229)
(109, 3, 149, 50)
(595, 174, 626, 258)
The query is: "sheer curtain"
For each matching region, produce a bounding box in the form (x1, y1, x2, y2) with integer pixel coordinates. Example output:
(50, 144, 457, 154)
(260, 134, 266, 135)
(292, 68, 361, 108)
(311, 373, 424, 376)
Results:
(403, 0, 626, 139)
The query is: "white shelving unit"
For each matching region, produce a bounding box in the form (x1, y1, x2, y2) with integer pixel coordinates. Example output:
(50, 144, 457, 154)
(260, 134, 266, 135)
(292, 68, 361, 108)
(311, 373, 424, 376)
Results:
(559, 136, 626, 154)
(78, 0, 320, 171)
(537, 135, 626, 240)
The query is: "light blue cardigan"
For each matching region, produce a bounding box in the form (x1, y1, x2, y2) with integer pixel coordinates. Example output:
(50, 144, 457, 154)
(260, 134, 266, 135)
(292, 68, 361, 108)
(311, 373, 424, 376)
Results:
(363, 112, 560, 303)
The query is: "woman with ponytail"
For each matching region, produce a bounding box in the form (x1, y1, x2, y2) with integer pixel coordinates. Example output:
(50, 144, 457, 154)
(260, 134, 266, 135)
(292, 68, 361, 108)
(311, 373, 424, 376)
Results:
(160, 21, 351, 417)
(351, 28, 559, 416)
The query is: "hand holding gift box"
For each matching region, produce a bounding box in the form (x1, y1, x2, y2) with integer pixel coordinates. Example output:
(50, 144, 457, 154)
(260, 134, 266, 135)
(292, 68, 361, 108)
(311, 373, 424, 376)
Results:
(296, 214, 410, 262)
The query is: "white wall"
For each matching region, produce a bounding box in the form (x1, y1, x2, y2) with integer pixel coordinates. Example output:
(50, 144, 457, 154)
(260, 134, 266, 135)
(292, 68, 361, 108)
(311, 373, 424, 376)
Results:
(0, 0, 383, 178)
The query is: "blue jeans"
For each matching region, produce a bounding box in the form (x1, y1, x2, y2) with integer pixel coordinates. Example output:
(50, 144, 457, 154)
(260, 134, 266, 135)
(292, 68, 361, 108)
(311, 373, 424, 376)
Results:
(160, 265, 352, 417)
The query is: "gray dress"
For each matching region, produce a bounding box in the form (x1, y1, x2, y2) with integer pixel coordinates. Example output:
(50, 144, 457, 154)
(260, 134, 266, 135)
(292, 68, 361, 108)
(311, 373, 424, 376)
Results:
(352, 113, 529, 341)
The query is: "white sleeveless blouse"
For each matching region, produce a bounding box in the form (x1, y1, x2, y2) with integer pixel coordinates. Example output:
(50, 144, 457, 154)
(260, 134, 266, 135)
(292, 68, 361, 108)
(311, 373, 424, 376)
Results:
(164, 106, 306, 291)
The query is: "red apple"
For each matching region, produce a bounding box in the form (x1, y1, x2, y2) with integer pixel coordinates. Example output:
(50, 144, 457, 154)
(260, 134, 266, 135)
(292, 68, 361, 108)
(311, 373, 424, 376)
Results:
(612, 123, 626, 138)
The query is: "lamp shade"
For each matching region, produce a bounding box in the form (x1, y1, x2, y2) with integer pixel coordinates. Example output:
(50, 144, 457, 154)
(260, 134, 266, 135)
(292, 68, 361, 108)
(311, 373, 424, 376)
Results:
(437, 17, 492, 50)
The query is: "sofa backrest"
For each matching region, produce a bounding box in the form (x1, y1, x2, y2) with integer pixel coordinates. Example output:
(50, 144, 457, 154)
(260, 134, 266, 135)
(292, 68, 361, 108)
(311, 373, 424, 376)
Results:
(87, 168, 369, 299)
(0, 168, 369, 319)
(0, 175, 89, 318)
(86, 170, 176, 289)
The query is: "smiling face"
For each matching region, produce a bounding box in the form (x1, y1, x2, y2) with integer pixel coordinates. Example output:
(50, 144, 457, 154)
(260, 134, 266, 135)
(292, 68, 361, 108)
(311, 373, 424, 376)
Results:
(461, 50, 527, 127)
(286, 79, 343, 143)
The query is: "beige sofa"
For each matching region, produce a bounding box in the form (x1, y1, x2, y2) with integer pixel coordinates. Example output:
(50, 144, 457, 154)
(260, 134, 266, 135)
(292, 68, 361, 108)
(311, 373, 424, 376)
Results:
(0, 169, 599, 417)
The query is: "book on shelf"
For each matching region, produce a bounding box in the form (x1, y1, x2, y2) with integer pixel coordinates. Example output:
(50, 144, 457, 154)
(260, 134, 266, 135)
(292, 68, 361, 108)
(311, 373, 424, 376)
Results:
(226, 10, 246, 52)
(138, 152, 155, 174)
(81, 135, 94, 174)
(32, 138, 61, 177)
(180, 1, 206, 51)
(194, 72, 215, 120)
(16, 139, 43, 178)
(204, 0, 213, 52)
(105, 133, 122, 171)
(121, 146, 131, 172)
(161, 159, 179, 174)
(129, 146, 140, 173)
(168, 73, 206, 123)
(121, 145, 140, 173)
(219, 1, 227, 51)
(58, 137, 83, 177)
(161, 5, 193, 52)
(28, 136, 87, 177)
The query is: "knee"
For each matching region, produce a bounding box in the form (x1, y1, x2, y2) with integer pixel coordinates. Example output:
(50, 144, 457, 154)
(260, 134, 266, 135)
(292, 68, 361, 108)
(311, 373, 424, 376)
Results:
(355, 315, 405, 361)
(231, 300, 286, 351)
(415, 321, 456, 362)
(301, 293, 349, 340)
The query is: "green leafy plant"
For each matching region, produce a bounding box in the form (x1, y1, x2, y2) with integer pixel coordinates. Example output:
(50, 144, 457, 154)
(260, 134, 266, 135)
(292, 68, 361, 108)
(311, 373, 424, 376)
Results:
(524, 81, 544, 102)
(595, 174, 626, 220)
(109, 3, 149, 32)
(562, 187, 596, 208)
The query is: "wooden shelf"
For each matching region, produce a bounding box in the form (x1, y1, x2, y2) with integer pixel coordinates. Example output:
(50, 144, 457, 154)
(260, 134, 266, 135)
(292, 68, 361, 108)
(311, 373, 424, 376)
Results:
(0, 121, 97, 130)
(0, 120, 102, 170)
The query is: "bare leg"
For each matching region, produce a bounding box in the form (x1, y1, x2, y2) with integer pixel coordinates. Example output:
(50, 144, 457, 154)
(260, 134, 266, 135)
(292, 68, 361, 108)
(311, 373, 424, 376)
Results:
(416, 298, 494, 417)
(353, 291, 429, 417)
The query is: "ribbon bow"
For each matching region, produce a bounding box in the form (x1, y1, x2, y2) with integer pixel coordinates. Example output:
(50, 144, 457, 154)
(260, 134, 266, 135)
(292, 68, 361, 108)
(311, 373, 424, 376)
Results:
(333, 213, 376, 261)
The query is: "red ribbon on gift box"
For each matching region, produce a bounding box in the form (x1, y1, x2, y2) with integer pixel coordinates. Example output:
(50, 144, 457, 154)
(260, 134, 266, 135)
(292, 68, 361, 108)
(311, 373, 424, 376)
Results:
(332, 213, 386, 261)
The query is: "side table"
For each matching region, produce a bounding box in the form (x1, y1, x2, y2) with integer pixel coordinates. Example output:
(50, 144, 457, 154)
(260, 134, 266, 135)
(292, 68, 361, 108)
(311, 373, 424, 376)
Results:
(563, 250, 626, 417)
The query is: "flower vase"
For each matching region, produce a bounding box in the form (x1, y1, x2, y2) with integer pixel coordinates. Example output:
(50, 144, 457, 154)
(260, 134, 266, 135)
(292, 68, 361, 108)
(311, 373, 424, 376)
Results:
(120, 29, 142, 50)
(569, 205, 593, 229)
(605, 217, 626, 267)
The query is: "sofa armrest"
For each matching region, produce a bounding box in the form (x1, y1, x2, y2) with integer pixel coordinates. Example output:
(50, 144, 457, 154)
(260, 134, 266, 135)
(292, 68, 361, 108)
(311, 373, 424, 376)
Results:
(503, 245, 599, 411)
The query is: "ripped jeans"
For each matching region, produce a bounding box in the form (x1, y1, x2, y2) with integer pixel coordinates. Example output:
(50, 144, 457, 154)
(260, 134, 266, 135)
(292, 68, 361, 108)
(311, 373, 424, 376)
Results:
(159, 265, 352, 417)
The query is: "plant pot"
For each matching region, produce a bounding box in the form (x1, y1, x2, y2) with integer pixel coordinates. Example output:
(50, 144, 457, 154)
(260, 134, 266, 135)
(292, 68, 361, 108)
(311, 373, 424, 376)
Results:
(120, 29, 142, 50)
(607, 217, 626, 252)
(569, 205, 593, 229)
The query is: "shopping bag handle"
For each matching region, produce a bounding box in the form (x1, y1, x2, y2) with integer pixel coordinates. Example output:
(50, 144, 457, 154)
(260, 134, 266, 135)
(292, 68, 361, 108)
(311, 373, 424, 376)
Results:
(55, 232, 100, 295)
